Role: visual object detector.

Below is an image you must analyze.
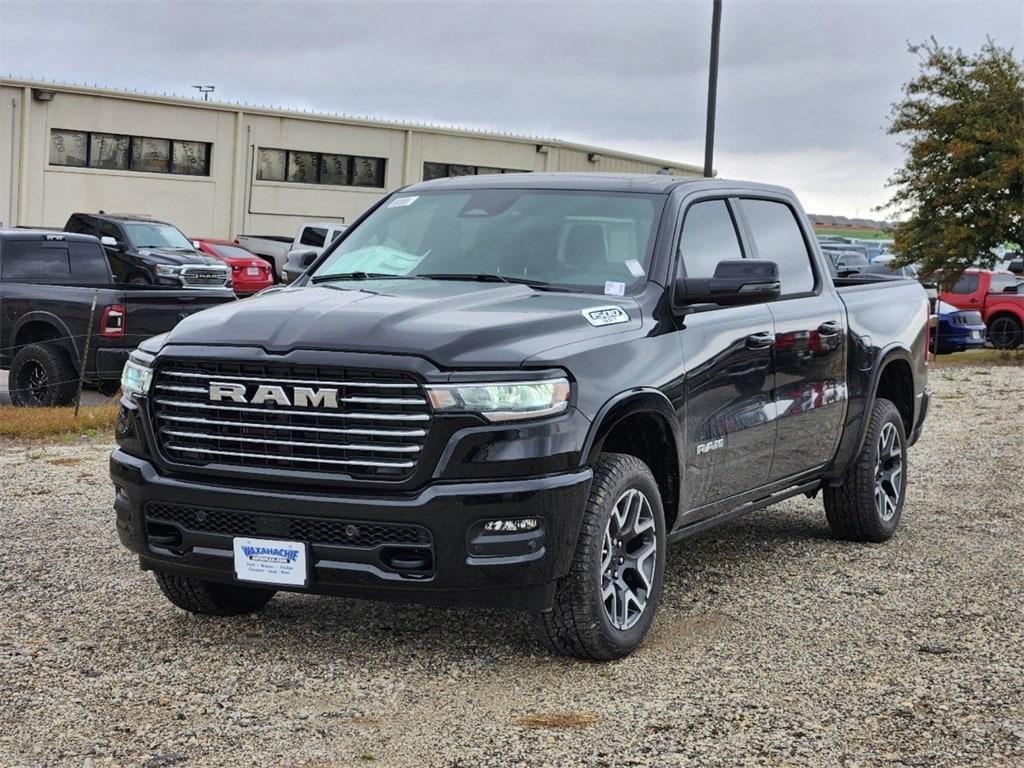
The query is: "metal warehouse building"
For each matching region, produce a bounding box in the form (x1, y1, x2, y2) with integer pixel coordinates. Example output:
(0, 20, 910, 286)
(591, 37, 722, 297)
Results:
(1, 78, 701, 239)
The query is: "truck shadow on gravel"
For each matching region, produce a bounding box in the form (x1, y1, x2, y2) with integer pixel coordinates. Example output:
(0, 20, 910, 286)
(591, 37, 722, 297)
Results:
(149, 505, 837, 661)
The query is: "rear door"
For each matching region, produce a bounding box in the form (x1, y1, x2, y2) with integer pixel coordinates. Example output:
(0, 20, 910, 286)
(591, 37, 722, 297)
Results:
(736, 197, 848, 481)
(677, 197, 776, 510)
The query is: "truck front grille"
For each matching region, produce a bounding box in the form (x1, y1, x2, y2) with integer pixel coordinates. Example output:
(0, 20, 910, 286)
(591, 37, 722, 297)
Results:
(180, 265, 229, 287)
(151, 359, 431, 479)
(145, 502, 432, 548)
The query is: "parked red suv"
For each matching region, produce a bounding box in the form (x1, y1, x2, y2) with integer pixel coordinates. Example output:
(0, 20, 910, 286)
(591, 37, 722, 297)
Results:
(191, 238, 274, 296)
(941, 269, 1024, 349)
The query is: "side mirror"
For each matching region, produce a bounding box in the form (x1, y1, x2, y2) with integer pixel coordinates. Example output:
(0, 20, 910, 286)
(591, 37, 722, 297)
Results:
(100, 236, 121, 250)
(283, 248, 319, 284)
(675, 259, 781, 307)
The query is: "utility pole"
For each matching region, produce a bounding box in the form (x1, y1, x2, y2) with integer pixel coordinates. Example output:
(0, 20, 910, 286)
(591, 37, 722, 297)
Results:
(191, 85, 215, 101)
(703, 0, 723, 178)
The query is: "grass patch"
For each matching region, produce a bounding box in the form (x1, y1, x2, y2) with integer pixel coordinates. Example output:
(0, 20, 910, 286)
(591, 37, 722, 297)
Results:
(0, 404, 118, 440)
(931, 349, 1024, 367)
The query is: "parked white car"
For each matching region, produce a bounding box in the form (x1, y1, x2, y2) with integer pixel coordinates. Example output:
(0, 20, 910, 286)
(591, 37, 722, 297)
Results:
(236, 221, 347, 280)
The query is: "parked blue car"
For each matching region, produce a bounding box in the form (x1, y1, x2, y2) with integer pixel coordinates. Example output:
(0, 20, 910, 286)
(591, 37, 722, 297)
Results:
(932, 300, 987, 354)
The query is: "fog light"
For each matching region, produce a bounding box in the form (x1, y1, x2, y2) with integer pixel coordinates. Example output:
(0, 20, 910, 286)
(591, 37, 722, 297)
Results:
(483, 518, 539, 533)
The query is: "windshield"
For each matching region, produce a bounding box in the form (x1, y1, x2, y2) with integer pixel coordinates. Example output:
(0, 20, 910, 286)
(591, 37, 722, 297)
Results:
(123, 222, 194, 250)
(311, 189, 664, 294)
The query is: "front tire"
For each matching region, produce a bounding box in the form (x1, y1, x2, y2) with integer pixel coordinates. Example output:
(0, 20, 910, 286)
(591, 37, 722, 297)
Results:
(9, 343, 78, 407)
(154, 572, 276, 616)
(535, 453, 666, 660)
(823, 398, 907, 542)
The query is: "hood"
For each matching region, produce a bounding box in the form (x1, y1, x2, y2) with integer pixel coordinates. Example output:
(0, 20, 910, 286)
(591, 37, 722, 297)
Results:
(138, 247, 223, 267)
(159, 279, 642, 368)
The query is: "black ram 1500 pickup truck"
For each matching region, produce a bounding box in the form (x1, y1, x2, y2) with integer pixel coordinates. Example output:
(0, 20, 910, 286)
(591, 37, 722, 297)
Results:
(0, 230, 236, 405)
(111, 175, 930, 659)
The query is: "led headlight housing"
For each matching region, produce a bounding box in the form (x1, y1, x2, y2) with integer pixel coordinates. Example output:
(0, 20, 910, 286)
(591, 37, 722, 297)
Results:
(121, 350, 155, 396)
(425, 378, 570, 422)
(154, 264, 184, 277)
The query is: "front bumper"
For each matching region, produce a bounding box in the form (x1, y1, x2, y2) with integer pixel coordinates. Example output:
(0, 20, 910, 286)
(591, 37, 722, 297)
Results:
(111, 449, 592, 612)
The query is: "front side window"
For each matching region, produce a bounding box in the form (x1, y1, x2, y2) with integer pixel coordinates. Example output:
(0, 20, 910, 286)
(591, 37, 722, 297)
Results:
(741, 199, 816, 295)
(300, 227, 328, 248)
(677, 199, 743, 278)
(950, 274, 979, 294)
(122, 222, 194, 250)
(312, 189, 663, 295)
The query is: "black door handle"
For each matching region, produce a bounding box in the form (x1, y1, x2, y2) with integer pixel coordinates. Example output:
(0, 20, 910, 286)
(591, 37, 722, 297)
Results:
(746, 331, 775, 349)
(818, 321, 842, 336)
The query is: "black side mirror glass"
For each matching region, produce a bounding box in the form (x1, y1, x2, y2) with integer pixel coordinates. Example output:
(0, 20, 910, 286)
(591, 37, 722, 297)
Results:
(675, 259, 781, 307)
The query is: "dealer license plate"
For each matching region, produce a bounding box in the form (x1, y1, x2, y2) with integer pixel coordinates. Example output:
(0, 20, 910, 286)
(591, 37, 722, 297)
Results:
(246, 266, 261, 277)
(233, 537, 308, 586)
(971, 331, 980, 339)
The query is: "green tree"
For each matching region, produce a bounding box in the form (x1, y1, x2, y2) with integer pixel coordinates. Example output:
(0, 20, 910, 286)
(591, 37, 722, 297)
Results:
(884, 38, 1024, 287)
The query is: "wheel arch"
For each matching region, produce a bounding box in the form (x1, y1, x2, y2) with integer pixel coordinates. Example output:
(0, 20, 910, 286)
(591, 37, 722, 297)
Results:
(11, 313, 81, 369)
(580, 389, 683, 532)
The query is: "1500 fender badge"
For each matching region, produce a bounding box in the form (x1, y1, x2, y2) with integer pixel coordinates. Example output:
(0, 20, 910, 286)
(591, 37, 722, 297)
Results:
(582, 306, 629, 327)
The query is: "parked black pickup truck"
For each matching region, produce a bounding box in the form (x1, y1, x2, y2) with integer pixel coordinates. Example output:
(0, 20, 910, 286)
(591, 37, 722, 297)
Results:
(64, 213, 231, 288)
(111, 174, 930, 659)
(0, 230, 235, 406)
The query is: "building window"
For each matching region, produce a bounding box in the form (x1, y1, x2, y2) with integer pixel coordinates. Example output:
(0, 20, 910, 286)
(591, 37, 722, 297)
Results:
(131, 137, 170, 173)
(90, 133, 130, 170)
(256, 147, 388, 188)
(48, 129, 211, 176)
(256, 148, 286, 181)
(422, 162, 530, 180)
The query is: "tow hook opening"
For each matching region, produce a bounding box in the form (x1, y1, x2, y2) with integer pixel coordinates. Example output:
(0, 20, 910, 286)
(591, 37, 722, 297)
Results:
(146, 521, 183, 550)
(381, 547, 433, 578)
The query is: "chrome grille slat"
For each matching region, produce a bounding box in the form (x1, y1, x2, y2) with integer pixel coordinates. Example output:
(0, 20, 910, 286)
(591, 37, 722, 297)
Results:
(161, 370, 418, 389)
(161, 429, 422, 453)
(153, 398, 430, 421)
(151, 361, 431, 479)
(168, 445, 416, 469)
(155, 413, 426, 438)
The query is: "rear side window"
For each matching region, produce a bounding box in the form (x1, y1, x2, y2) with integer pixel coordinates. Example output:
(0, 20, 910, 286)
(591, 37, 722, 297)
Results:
(950, 274, 979, 294)
(678, 200, 743, 278)
(66, 216, 96, 235)
(300, 227, 328, 248)
(1, 242, 72, 281)
(69, 242, 112, 283)
(988, 273, 1017, 293)
(741, 199, 816, 295)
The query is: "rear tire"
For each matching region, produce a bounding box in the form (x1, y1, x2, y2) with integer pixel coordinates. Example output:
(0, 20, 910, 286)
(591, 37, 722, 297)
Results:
(154, 572, 276, 616)
(535, 453, 666, 660)
(988, 315, 1022, 349)
(9, 343, 78, 407)
(823, 398, 907, 542)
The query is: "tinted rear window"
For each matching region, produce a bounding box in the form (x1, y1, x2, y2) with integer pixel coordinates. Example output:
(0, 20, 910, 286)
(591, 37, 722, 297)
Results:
(209, 244, 258, 260)
(1, 241, 72, 281)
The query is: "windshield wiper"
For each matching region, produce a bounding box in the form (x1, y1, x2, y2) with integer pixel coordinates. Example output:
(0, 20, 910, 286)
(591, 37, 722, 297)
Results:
(418, 273, 581, 293)
(311, 271, 411, 283)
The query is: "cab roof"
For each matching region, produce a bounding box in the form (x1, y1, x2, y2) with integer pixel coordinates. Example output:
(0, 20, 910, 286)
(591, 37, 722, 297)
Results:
(0, 229, 99, 243)
(402, 172, 793, 197)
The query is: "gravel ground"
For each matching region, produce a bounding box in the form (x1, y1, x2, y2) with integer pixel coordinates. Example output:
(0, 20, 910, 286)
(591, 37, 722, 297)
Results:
(1, 365, 1021, 768)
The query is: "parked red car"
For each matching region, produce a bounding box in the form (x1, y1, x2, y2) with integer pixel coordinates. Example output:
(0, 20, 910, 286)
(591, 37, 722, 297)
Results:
(190, 238, 274, 296)
(940, 269, 1024, 349)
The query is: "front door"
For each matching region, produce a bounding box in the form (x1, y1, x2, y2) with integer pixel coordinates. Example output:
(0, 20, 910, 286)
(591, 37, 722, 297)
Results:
(676, 198, 777, 510)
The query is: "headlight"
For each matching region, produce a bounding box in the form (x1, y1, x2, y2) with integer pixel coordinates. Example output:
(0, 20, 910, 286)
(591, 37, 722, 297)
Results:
(154, 264, 183, 276)
(121, 351, 155, 396)
(425, 378, 570, 422)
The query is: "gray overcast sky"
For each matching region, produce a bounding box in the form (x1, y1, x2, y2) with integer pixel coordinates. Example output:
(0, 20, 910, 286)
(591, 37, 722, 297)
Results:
(1, 0, 1021, 216)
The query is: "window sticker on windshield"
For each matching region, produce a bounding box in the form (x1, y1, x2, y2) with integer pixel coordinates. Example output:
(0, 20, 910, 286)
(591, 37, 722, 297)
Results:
(624, 259, 645, 278)
(387, 195, 418, 208)
(604, 281, 626, 296)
